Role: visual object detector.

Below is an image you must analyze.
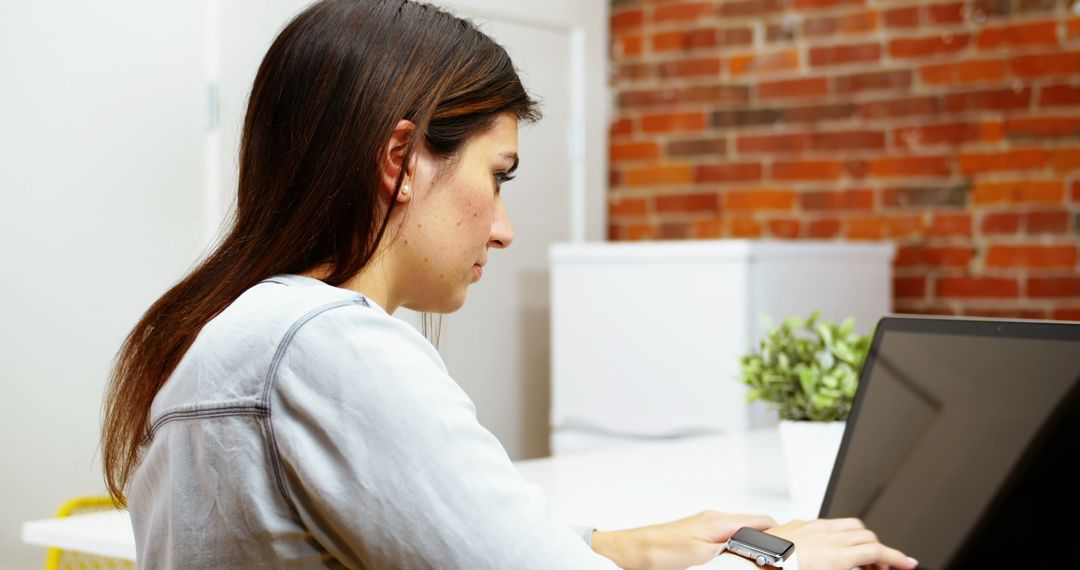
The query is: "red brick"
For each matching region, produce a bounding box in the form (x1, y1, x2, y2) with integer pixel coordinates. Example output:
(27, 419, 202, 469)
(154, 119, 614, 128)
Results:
(612, 63, 651, 84)
(692, 218, 725, 238)
(773, 160, 846, 181)
(803, 11, 878, 37)
(959, 149, 1046, 174)
(737, 133, 810, 154)
(653, 2, 714, 23)
(725, 189, 797, 210)
(870, 156, 952, 178)
(945, 88, 1032, 112)
(1012, 52, 1080, 78)
(667, 138, 727, 157)
(659, 222, 693, 239)
(611, 117, 633, 137)
(611, 141, 661, 162)
(767, 218, 802, 238)
(653, 30, 709, 52)
(1039, 84, 1080, 107)
(794, 0, 865, 10)
(641, 112, 707, 133)
(883, 6, 919, 28)
(894, 276, 928, 299)
(799, 189, 875, 211)
(1003, 117, 1080, 138)
(937, 277, 1020, 298)
(890, 35, 970, 59)
(759, 77, 830, 99)
(786, 103, 858, 122)
(807, 218, 842, 238)
(977, 21, 1059, 49)
(615, 35, 644, 58)
(1038, 295, 1077, 309)
(930, 213, 973, 237)
(729, 49, 799, 76)
(608, 223, 625, 240)
(809, 42, 881, 66)
(626, 222, 657, 240)
(883, 185, 968, 208)
(695, 163, 764, 183)
(656, 193, 721, 214)
(926, 2, 966, 24)
(1052, 308, 1080, 320)
(959, 307, 1048, 319)
(845, 215, 925, 239)
(657, 57, 722, 79)
(834, 70, 912, 94)
(610, 196, 648, 217)
(860, 96, 941, 119)
(922, 60, 1007, 85)
(895, 245, 975, 268)
(811, 130, 886, 151)
(973, 180, 1064, 204)
(625, 165, 694, 187)
(894, 123, 991, 149)
(719, 0, 787, 18)
(986, 245, 1077, 268)
(729, 217, 763, 237)
(1025, 210, 1070, 233)
(620, 85, 749, 108)
(612, 8, 644, 32)
(981, 212, 1022, 234)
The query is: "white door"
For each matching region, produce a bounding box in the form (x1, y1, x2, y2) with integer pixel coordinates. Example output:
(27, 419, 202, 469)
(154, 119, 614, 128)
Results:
(216, 0, 609, 460)
(411, 0, 609, 459)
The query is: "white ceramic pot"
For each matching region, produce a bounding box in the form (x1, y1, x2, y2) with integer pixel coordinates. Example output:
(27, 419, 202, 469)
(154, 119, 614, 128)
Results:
(778, 419, 846, 519)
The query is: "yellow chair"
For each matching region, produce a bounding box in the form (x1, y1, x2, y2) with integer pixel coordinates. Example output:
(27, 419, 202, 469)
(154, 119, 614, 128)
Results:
(45, 497, 135, 570)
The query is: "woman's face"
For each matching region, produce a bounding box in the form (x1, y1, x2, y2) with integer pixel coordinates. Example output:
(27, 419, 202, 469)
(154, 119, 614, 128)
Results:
(394, 113, 518, 313)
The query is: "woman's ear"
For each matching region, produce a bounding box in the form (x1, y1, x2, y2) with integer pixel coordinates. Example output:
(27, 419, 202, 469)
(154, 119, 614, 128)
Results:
(381, 119, 416, 203)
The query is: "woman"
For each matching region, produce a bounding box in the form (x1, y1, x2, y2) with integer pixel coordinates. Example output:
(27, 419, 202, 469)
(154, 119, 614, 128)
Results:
(101, 1, 919, 568)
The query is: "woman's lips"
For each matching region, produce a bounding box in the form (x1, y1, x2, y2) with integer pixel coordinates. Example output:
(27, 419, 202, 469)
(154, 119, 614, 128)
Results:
(473, 263, 483, 279)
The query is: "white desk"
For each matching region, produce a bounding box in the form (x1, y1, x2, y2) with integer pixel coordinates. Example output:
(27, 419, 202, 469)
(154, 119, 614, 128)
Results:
(23, 428, 796, 561)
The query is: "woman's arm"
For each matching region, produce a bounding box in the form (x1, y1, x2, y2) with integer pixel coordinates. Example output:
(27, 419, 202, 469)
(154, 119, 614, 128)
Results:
(268, 305, 620, 569)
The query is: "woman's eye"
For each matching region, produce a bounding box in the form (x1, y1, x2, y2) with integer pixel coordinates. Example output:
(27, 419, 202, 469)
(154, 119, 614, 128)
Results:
(494, 172, 515, 194)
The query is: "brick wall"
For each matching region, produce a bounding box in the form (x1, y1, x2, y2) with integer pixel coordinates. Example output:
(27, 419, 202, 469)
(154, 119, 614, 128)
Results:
(608, 0, 1080, 320)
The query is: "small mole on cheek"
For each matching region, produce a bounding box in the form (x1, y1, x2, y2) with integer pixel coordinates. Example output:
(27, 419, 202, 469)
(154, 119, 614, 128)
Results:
(473, 213, 478, 218)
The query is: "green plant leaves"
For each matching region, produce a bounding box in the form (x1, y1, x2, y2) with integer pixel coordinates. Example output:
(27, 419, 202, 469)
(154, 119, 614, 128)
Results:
(738, 311, 872, 422)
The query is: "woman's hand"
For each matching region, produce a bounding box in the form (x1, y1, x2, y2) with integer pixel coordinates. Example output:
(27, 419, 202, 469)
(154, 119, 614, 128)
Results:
(766, 518, 919, 570)
(592, 510, 777, 570)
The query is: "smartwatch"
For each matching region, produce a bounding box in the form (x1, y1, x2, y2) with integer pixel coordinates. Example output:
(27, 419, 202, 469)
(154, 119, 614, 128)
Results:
(721, 527, 795, 567)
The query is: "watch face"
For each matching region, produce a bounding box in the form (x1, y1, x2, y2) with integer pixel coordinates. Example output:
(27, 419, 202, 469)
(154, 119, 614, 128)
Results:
(730, 527, 795, 558)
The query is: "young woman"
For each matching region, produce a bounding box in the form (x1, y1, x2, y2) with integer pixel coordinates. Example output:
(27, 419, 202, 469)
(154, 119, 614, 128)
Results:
(101, 1, 919, 568)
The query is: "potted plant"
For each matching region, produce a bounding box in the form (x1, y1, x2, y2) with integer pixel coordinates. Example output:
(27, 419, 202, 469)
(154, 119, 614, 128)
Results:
(738, 311, 873, 518)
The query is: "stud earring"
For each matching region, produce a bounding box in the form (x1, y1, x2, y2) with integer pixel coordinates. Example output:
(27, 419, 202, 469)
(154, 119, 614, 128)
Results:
(401, 183, 411, 195)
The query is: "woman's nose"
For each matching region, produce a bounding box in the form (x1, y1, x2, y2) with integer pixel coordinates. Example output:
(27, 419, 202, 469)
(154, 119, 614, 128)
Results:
(488, 198, 514, 249)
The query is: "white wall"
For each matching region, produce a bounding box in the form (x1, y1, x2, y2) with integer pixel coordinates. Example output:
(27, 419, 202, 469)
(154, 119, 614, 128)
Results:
(0, 3, 209, 567)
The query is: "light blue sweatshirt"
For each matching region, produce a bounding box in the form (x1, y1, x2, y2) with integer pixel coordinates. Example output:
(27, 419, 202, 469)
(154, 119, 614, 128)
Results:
(128, 273, 619, 568)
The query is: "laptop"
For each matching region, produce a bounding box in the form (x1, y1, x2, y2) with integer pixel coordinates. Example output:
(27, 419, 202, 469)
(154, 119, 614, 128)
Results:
(818, 316, 1080, 569)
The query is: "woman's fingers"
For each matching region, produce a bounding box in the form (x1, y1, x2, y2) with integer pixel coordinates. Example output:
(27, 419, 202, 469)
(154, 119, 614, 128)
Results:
(821, 517, 867, 532)
(835, 528, 879, 546)
(845, 542, 918, 569)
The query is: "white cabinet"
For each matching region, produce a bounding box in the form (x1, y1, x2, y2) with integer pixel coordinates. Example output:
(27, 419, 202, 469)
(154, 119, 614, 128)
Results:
(549, 240, 895, 454)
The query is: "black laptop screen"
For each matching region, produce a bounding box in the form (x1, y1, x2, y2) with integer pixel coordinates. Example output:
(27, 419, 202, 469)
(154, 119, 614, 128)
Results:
(818, 317, 1080, 569)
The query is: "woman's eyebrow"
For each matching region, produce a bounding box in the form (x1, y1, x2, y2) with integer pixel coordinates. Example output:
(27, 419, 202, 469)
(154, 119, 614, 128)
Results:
(500, 152, 519, 173)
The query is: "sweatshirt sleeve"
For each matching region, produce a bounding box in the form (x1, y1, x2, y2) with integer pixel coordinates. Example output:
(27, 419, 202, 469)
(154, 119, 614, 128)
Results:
(268, 303, 621, 570)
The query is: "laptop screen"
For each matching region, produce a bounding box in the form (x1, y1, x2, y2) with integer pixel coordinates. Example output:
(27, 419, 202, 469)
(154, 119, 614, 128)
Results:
(818, 317, 1080, 569)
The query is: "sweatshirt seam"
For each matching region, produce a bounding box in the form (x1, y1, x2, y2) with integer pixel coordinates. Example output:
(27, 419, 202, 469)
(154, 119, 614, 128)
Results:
(261, 298, 372, 506)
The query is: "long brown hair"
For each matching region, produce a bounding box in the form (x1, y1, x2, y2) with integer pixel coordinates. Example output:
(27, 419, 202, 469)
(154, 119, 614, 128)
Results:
(102, 0, 539, 505)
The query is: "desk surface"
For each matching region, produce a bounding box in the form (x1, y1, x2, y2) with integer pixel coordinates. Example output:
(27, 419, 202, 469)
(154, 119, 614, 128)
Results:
(23, 428, 795, 561)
